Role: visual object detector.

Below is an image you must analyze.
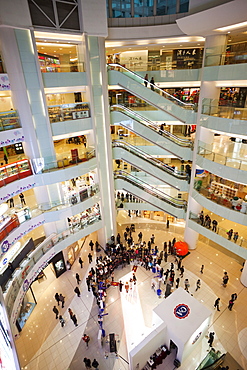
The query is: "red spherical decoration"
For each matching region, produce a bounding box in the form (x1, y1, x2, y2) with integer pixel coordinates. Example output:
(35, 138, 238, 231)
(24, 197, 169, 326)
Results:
(174, 241, 189, 256)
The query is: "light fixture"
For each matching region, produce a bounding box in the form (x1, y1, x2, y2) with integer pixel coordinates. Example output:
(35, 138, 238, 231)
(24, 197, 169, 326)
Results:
(215, 21, 247, 32)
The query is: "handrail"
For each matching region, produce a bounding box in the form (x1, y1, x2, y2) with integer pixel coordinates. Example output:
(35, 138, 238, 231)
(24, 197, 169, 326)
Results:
(0, 184, 100, 250)
(111, 104, 193, 148)
(193, 184, 247, 214)
(4, 209, 101, 312)
(197, 145, 247, 171)
(108, 63, 195, 110)
(114, 170, 187, 209)
(112, 139, 187, 179)
(189, 211, 247, 249)
(202, 98, 247, 121)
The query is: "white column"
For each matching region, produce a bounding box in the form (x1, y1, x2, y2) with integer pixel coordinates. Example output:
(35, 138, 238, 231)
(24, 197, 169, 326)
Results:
(240, 261, 247, 287)
(85, 35, 117, 243)
(184, 34, 227, 250)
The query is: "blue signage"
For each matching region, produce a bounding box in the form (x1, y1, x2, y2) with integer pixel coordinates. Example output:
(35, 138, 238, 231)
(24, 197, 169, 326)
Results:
(174, 303, 190, 319)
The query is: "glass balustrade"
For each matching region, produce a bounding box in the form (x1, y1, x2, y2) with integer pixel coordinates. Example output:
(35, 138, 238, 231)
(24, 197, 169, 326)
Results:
(0, 184, 99, 243)
(202, 98, 247, 120)
(111, 105, 193, 148)
(193, 183, 247, 214)
(197, 146, 247, 171)
(114, 170, 187, 209)
(204, 48, 247, 67)
(48, 102, 90, 123)
(189, 211, 247, 249)
(3, 208, 102, 303)
(0, 110, 21, 131)
(108, 63, 195, 110)
(37, 148, 96, 172)
(112, 140, 187, 178)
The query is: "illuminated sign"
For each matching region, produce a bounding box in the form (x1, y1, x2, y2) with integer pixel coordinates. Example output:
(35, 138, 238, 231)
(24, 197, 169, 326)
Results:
(174, 304, 190, 319)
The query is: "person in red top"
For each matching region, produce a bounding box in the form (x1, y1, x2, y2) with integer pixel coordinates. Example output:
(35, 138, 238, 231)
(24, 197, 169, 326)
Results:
(82, 334, 90, 347)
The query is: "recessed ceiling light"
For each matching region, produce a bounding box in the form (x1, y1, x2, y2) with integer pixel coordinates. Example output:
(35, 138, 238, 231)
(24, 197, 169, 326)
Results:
(227, 31, 231, 34)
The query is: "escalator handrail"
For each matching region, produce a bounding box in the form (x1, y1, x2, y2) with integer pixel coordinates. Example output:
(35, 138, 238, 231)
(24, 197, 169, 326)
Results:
(108, 63, 195, 109)
(114, 170, 187, 209)
(111, 104, 193, 148)
(112, 139, 187, 179)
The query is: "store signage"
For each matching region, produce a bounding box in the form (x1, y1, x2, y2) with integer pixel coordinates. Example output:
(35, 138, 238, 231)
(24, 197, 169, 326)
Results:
(174, 303, 190, 319)
(1, 240, 10, 254)
(0, 74, 10, 90)
(0, 181, 36, 203)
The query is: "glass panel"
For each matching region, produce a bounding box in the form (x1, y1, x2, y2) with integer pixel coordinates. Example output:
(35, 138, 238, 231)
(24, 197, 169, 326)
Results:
(179, 0, 189, 13)
(157, 0, 167, 15)
(134, 0, 154, 17)
(166, 0, 176, 14)
(112, 0, 131, 18)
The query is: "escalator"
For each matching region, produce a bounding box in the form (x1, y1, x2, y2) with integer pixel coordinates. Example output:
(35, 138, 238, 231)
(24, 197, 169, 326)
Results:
(111, 105, 193, 160)
(114, 170, 187, 219)
(112, 140, 189, 191)
(108, 63, 197, 125)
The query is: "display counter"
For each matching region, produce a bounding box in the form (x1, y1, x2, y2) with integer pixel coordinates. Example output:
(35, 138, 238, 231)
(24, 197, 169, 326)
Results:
(0, 159, 32, 187)
(0, 214, 19, 243)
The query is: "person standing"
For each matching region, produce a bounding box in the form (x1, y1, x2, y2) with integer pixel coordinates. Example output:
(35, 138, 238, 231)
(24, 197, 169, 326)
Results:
(59, 294, 65, 308)
(214, 297, 221, 311)
(79, 256, 83, 268)
(83, 357, 91, 369)
(125, 281, 129, 293)
(212, 219, 218, 232)
(231, 293, 237, 302)
(184, 278, 190, 292)
(89, 240, 94, 251)
(180, 265, 184, 278)
(233, 232, 239, 243)
(200, 264, 204, 274)
(222, 272, 229, 287)
(144, 73, 149, 87)
(88, 253, 93, 263)
(228, 299, 234, 311)
(74, 286, 81, 297)
(195, 279, 201, 291)
(175, 277, 180, 288)
(53, 306, 59, 319)
(208, 332, 215, 347)
(59, 315, 65, 327)
(138, 231, 143, 242)
(3, 153, 8, 164)
(76, 272, 81, 284)
(55, 292, 60, 306)
(119, 280, 123, 292)
(166, 219, 169, 229)
(19, 192, 26, 206)
(92, 358, 99, 369)
(9, 197, 14, 208)
(82, 334, 90, 348)
(71, 313, 78, 326)
(150, 77, 155, 91)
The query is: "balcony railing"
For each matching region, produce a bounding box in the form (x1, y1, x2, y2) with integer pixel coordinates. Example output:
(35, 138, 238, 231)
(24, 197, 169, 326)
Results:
(204, 49, 247, 67)
(0, 184, 99, 246)
(0, 110, 21, 131)
(202, 98, 247, 120)
(193, 184, 246, 214)
(4, 209, 102, 313)
(35, 148, 96, 173)
(48, 102, 90, 123)
(189, 211, 247, 249)
(197, 146, 247, 171)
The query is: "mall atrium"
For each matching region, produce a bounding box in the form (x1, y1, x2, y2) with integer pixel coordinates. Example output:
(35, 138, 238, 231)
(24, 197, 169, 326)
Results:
(0, 0, 247, 369)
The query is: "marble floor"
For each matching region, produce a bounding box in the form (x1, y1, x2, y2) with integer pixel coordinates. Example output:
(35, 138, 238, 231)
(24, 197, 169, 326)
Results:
(14, 211, 247, 370)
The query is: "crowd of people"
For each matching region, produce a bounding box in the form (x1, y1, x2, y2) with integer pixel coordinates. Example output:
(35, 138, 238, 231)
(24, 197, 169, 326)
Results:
(50, 222, 239, 368)
(198, 211, 240, 243)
